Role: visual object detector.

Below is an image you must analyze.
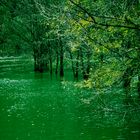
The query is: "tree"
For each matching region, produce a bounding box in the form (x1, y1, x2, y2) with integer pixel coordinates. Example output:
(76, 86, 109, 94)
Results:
(68, 0, 140, 98)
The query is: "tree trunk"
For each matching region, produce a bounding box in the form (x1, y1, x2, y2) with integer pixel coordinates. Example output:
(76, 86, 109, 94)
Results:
(123, 67, 133, 98)
(48, 41, 52, 75)
(80, 47, 87, 80)
(59, 39, 64, 77)
(75, 50, 79, 79)
(136, 30, 140, 98)
(85, 50, 91, 80)
(33, 47, 39, 72)
(55, 47, 59, 75)
(69, 50, 75, 78)
(33, 45, 44, 73)
(138, 75, 140, 98)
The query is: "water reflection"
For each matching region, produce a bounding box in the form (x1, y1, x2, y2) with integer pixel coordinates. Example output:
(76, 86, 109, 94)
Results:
(0, 58, 140, 140)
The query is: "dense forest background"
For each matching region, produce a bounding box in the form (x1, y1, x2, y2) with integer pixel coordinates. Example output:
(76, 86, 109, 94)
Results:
(0, 0, 140, 100)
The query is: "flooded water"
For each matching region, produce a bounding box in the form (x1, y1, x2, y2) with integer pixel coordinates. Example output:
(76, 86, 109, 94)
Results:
(0, 57, 140, 140)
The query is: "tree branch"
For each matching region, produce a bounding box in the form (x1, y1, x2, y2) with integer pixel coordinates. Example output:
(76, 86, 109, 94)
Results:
(69, 0, 140, 30)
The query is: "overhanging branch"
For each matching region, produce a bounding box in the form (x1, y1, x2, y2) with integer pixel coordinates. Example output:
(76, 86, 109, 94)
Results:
(69, 0, 140, 30)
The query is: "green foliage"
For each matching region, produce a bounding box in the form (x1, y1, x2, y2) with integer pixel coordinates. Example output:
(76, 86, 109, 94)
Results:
(0, 0, 140, 97)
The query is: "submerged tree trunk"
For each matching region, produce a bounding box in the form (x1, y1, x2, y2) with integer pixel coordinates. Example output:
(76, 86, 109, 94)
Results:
(55, 47, 59, 75)
(33, 43, 49, 73)
(138, 75, 140, 98)
(39, 44, 45, 73)
(59, 38, 64, 77)
(122, 67, 133, 98)
(75, 50, 79, 79)
(136, 30, 140, 98)
(137, 49, 140, 98)
(69, 49, 79, 79)
(69, 49, 75, 78)
(33, 51, 37, 71)
(48, 41, 52, 75)
(33, 47, 42, 72)
(80, 47, 88, 80)
(85, 50, 91, 80)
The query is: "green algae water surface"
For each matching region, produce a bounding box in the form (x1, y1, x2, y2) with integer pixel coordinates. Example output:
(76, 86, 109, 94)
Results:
(0, 57, 140, 140)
